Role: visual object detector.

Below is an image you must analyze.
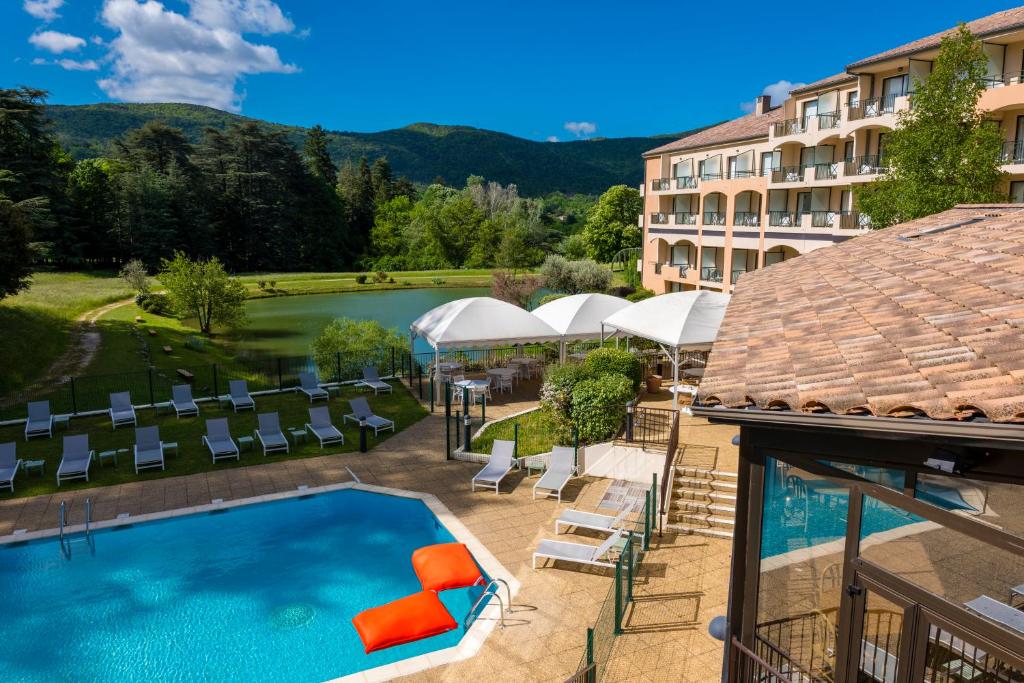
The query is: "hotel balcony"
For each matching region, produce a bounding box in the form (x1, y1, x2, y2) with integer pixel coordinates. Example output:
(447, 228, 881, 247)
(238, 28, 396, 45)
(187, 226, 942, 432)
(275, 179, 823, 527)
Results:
(768, 211, 797, 228)
(847, 95, 899, 121)
(650, 212, 670, 225)
(844, 155, 887, 177)
(674, 212, 698, 225)
(733, 211, 760, 227)
(765, 210, 870, 231)
(675, 176, 699, 190)
(650, 178, 672, 193)
(700, 266, 724, 283)
(771, 166, 805, 184)
(703, 211, 726, 226)
(773, 116, 810, 138)
(1001, 140, 1024, 164)
(813, 162, 839, 181)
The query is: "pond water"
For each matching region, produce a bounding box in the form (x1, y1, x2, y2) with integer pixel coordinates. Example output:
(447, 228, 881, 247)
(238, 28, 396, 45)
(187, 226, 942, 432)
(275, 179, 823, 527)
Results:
(236, 287, 490, 358)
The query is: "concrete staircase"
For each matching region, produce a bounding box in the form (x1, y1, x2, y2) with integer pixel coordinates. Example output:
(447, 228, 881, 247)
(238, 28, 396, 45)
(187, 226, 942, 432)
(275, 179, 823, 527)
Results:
(666, 465, 738, 539)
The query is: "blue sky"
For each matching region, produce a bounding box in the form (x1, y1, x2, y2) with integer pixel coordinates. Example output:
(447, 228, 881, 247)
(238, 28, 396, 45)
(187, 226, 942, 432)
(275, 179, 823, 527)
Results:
(2, 1, 1018, 140)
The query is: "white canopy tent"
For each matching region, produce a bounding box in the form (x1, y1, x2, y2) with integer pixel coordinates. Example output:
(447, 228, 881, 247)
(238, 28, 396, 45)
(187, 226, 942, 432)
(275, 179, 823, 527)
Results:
(531, 293, 631, 362)
(410, 297, 562, 397)
(600, 291, 731, 409)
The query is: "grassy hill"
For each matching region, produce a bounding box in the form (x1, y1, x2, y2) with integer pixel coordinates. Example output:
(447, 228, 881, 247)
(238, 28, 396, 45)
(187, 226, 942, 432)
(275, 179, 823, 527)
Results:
(45, 103, 715, 196)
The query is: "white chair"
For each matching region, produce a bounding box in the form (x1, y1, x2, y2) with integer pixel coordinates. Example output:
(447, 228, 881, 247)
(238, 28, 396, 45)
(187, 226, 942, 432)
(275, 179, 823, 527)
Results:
(496, 373, 513, 394)
(471, 440, 517, 494)
(228, 380, 255, 412)
(24, 401, 53, 440)
(171, 384, 199, 418)
(57, 434, 94, 486)
(298, 372, 329, 403)
(134, 426, 165, 473)
(533, 529, 624, 570)
(202, 418, 239, 463)
(344, 398, 395, 436)
(306, 406, 344, 448)
(255, 412, 289, 456)
(0, 442, 22, 492)
(555, 502, 641, 539)
(533, 447, 576, 503)
(109, 392, 137, 430)
(357, 367, 393, 395)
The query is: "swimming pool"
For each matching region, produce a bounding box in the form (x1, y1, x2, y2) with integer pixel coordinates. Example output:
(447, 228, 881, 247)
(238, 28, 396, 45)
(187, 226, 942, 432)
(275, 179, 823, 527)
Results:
(0, 487, 500, 682)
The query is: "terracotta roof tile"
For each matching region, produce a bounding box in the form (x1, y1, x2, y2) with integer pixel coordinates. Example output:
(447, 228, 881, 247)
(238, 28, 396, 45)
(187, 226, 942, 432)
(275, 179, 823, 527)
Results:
(644, 108, 783, 157)
(848, 7, 1024, 69)
(789, 73, 857, 95)
(699, 205, 1024, 423)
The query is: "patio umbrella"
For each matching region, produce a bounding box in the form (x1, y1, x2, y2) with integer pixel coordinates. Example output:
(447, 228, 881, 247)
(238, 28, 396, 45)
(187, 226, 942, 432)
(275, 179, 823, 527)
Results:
(531, 293, 631, 362)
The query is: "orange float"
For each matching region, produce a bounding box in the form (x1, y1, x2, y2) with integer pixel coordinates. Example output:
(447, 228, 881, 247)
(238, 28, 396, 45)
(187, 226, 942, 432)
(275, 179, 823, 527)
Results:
(352, 591, 458, 654)
(412, 543, 483, 592)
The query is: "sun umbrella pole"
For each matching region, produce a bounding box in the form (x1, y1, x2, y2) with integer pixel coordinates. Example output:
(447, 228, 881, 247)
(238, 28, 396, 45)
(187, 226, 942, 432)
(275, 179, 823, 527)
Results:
(673, 346, 680, 411)
(559, 339, 566, 365)
(434, 344, 441, 403)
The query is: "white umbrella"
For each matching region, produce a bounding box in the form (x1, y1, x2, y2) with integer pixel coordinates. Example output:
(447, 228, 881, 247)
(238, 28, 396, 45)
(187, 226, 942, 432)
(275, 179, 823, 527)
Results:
(531, 293, 631, 362)
(601, 291, 731, 409)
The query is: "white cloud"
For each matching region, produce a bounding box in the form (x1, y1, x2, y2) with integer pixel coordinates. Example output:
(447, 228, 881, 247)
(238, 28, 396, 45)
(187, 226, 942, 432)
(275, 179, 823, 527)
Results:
(29, 30, 86, 53)
(564, 121, 597, 138)
(98, 0, 298, 113)
(31, 57, 47, 65)
(740, 80, 806, 113)
(58, 58, 101, 71)
(91, 35, 106, 45)
(546, 135, 560, 143)
(23, 0, 64, 21)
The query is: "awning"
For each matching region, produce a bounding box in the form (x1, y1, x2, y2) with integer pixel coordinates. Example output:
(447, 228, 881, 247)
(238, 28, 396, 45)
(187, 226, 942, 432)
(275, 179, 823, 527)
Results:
(410, 297, 562, 349)
(600, 291, 730, 351)
(531, 293, 631, 342)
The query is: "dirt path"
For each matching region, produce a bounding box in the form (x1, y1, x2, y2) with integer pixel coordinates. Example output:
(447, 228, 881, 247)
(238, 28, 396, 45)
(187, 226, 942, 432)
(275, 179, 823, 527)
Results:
(0, 298, 134, 405)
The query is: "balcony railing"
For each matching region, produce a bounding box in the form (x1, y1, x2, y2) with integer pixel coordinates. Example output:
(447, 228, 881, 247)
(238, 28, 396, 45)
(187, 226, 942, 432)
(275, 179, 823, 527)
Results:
(771, 166, 805, 183)
(649, 261, 663, 275)
(701, 266, 723, 283)
(1001, 140, 1024, 164)
(671, 264, 690, 279)
(650, 212, 669, 224)
(768, 211, 797, 227)
(844, 154, 887, 176)
(726, 169, 757, 179)
(675, 176, 698, 190)
(811, 210, 837, 228)
(982, 71, 1024, 88)
(700, 171, 723, 181)
(839, 210, 871, 229)
(731, 269, 750, 283)
(733, 211, 760, 227)
(817, 111, 841, 129)
(814, 162, 839, 180)
(848, 94, 898, 120)
(773, 116, 809, 137)
(674, 212, 697, 225)
(703, 212, 726, 226)
(651, 178, 671, 191)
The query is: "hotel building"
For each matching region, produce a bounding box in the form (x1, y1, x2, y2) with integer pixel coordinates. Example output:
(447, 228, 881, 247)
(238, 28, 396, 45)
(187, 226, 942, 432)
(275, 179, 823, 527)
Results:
(640, 6, 1024, 294)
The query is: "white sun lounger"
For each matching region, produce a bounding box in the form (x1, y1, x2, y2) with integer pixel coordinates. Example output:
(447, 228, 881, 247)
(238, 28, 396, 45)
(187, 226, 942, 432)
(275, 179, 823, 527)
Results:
(471, 440, 517, 494)
(203, 418, 240, 463)
(298, 372, 329, 403)
(25, 400, 53, 440)
(109, 391, 138, 430)
(0, 442, 23, 492)
(255, 412, 290, 456)
(57, 434, 94, 486)
(134, 426, 165, 473)
(357, 367, 392, 395)
(555, 502, 641, 538)
(305, 406, 344, 448)
(171, 384, 199, 418)
(344, 397, 395, 436)
(533, 529, 624, 570)
(533, 446, 576, 502)
(228, 380, 255, 412)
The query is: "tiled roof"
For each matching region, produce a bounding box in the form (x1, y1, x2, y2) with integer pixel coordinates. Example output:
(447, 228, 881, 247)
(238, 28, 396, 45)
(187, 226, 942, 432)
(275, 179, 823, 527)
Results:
(790, 73, 857, 95)
(699, 205, 1024, 423)
(644, 108, 783, 157)
(848, 6, 1024, 69)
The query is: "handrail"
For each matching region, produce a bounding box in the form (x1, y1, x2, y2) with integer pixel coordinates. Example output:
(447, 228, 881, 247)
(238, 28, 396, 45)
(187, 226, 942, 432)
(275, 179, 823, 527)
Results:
(464, 578, 512, 630)
(58, 500, 66, 543)
(84, 498, 92, 537)
(658, 411, 680, 524)
(729, 636, 791, 681)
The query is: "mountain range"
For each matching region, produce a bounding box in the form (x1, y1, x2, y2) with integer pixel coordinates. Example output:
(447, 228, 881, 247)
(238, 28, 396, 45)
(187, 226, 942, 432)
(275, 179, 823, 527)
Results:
(45, 103, 715, 196)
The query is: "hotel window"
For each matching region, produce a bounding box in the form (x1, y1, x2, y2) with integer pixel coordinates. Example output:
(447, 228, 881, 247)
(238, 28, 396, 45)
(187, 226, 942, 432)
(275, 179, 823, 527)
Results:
(760, 151, 775, 177)
(670, 243, 695, 267)
(843, 141, 854, 162)
(847, 90, 860, 108)
(764, 247, 789, 266)
(1011, 181, 1024, 203)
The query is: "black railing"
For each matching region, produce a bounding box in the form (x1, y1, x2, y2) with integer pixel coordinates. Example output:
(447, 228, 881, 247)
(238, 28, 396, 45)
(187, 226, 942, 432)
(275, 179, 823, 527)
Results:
(811, 210, 836, 228)
(650, 212, 669, 224)
(754, 611, 837, 682)
(733, 211, 760, 226)
(773, 116, 809, 137)
(772, 166, 804, 183)
(814, 162, 838, 180)
(817, 111, 841, 129)
(844, 154, 886, 176)
(700, 171, 723, 181)
(674, 212, 697, 225)
(703, 212, 726, 226)
(839, 210, 869, 229)
(1001, 140, 1024, 164)
(768, 211, 797, 227)
(701, 266, 723, 282)
(650, 178, 671, 191)
(675, 176, 698, 189)
(673, 264, 689, 279)
(728, 637, 795, 683)
(626, 404, 675, 450)
(848, 94, 898, 120)
(981, 71, 1024, 88)
(727, 169, 757, 179)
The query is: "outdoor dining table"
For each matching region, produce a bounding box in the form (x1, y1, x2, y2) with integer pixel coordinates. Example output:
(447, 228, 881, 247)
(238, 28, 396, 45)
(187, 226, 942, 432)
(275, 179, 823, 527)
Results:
(487, 367, 518, 381)
(669, 384, 698, 397)
(683, 367, 705, 379)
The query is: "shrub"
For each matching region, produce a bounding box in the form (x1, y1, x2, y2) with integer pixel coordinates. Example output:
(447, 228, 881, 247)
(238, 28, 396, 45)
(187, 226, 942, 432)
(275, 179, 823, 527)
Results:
(119, 259, 150, 295)
(432, 277, 446, 285)
(539, 364, 594, 440)
(355, 274, 368, 284)
(269, 280, 277, 290)
(136, 292, 171, 315)
(605, 285, 635, 298)
(257, 280, 267, 290)
(311, 317, 407, 381)
(388, 277, 396, 283)
(184, 335, 205, 352)
(374, 270, 389, 283)
(540, 255, 612, 294)
(626, 287, 655, 302)
(571, 374, 634, 443)
(584, 347, 642, 392)
(401, 280, 412, 286)
(536, 292, 568, 307)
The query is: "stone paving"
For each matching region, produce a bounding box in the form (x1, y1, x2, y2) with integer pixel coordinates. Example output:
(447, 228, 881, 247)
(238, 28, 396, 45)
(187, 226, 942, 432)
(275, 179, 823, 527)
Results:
(0, 378, 739, 683)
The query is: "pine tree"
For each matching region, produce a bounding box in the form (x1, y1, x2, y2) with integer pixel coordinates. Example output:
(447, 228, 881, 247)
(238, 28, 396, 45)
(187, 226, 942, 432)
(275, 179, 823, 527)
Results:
(303, 124, 337, 183)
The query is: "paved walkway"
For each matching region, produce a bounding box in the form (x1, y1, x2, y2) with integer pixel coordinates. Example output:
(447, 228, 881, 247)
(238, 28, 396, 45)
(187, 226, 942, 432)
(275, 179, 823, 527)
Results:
(0, 380, 738, 683)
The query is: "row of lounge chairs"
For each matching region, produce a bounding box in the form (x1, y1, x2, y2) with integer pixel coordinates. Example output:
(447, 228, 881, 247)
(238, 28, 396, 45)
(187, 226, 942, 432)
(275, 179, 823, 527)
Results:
(470, 441, 576, 502)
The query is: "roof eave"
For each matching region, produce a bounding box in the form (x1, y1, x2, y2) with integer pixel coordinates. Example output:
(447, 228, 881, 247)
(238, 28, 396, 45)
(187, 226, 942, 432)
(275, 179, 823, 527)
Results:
(846, 20, 1024, 71)
(642, 132, 771, 158)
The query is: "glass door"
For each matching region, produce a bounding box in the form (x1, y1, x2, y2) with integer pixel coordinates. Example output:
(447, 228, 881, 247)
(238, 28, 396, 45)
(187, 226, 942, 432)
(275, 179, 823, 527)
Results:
(848, 576, 915, 683)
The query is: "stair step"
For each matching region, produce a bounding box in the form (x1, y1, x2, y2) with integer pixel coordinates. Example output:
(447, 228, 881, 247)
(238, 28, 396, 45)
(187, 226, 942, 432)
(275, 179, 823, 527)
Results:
(667, 523, 734, 540)
(673, 487, 736, 500)
(673, 501, 736, 515)
(674, 467, 739, 481)
(672, 513, 736, 528)
(673, 476, 738, 491)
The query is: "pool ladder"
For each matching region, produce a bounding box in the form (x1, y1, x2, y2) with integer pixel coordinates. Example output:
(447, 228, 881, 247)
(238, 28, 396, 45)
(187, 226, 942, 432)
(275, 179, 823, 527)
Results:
(58, 499, 93, 559)
(464, 578, 512, 630)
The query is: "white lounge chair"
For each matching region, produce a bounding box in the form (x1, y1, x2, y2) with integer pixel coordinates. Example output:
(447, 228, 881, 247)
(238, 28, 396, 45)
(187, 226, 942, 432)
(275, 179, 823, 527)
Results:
(134, 426, 165, 473)
(228, 380, 255, 412)
(471, 440, 517, 494)
(533, 529, 624, 570)
(25, 400, 53, 440)
(533, 446, 576, 503)
(298, 372, 329, 403)
(57, 434, 94, 486)
(357, 367, 392, 395)
(0, 442, 22, 492)
(171, 384, 199, 418)
(344, 397, 395, 436)
(305, 406, 344, 448)
(255, 412, 289, 456)
(555, 502, 640, 538)
(202, 418, 239, 463)
(109, 392, 137, 430)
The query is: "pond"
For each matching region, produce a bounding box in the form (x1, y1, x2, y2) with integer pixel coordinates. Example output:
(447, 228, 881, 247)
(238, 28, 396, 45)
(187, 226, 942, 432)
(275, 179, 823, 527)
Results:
(235, 287, 490, 358)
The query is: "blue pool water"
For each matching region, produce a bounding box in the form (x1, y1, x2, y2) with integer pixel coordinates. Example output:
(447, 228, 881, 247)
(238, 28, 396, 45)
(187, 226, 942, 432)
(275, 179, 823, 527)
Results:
(0, 490, 486, 682)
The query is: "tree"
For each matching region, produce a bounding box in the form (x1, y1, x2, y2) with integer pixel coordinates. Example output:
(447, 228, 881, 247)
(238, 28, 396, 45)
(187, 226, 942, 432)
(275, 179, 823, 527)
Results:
(303, 124, 337, 183)
(540, 255, 612, 294)
(370, 156, 394, 203)
(119, 259, 149, 295)
(158, 252, 246, 334)
(0, 171, 50, 299)
(582, 185, 642, 262)
(491, 270, 541, 309)
(310, 317, 406, 381)
(856, 25, 1006, 227)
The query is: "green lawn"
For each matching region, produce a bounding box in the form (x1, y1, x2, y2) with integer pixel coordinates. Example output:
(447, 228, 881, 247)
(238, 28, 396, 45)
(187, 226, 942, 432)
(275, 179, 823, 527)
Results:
(0, 382, 427, 499)
(237, 269, 498, 298)
(471, 407, 565, 457)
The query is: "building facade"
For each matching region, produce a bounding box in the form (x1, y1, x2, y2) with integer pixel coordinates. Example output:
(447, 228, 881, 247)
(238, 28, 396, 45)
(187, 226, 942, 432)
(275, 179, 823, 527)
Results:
(640, 6, 1024, 294)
